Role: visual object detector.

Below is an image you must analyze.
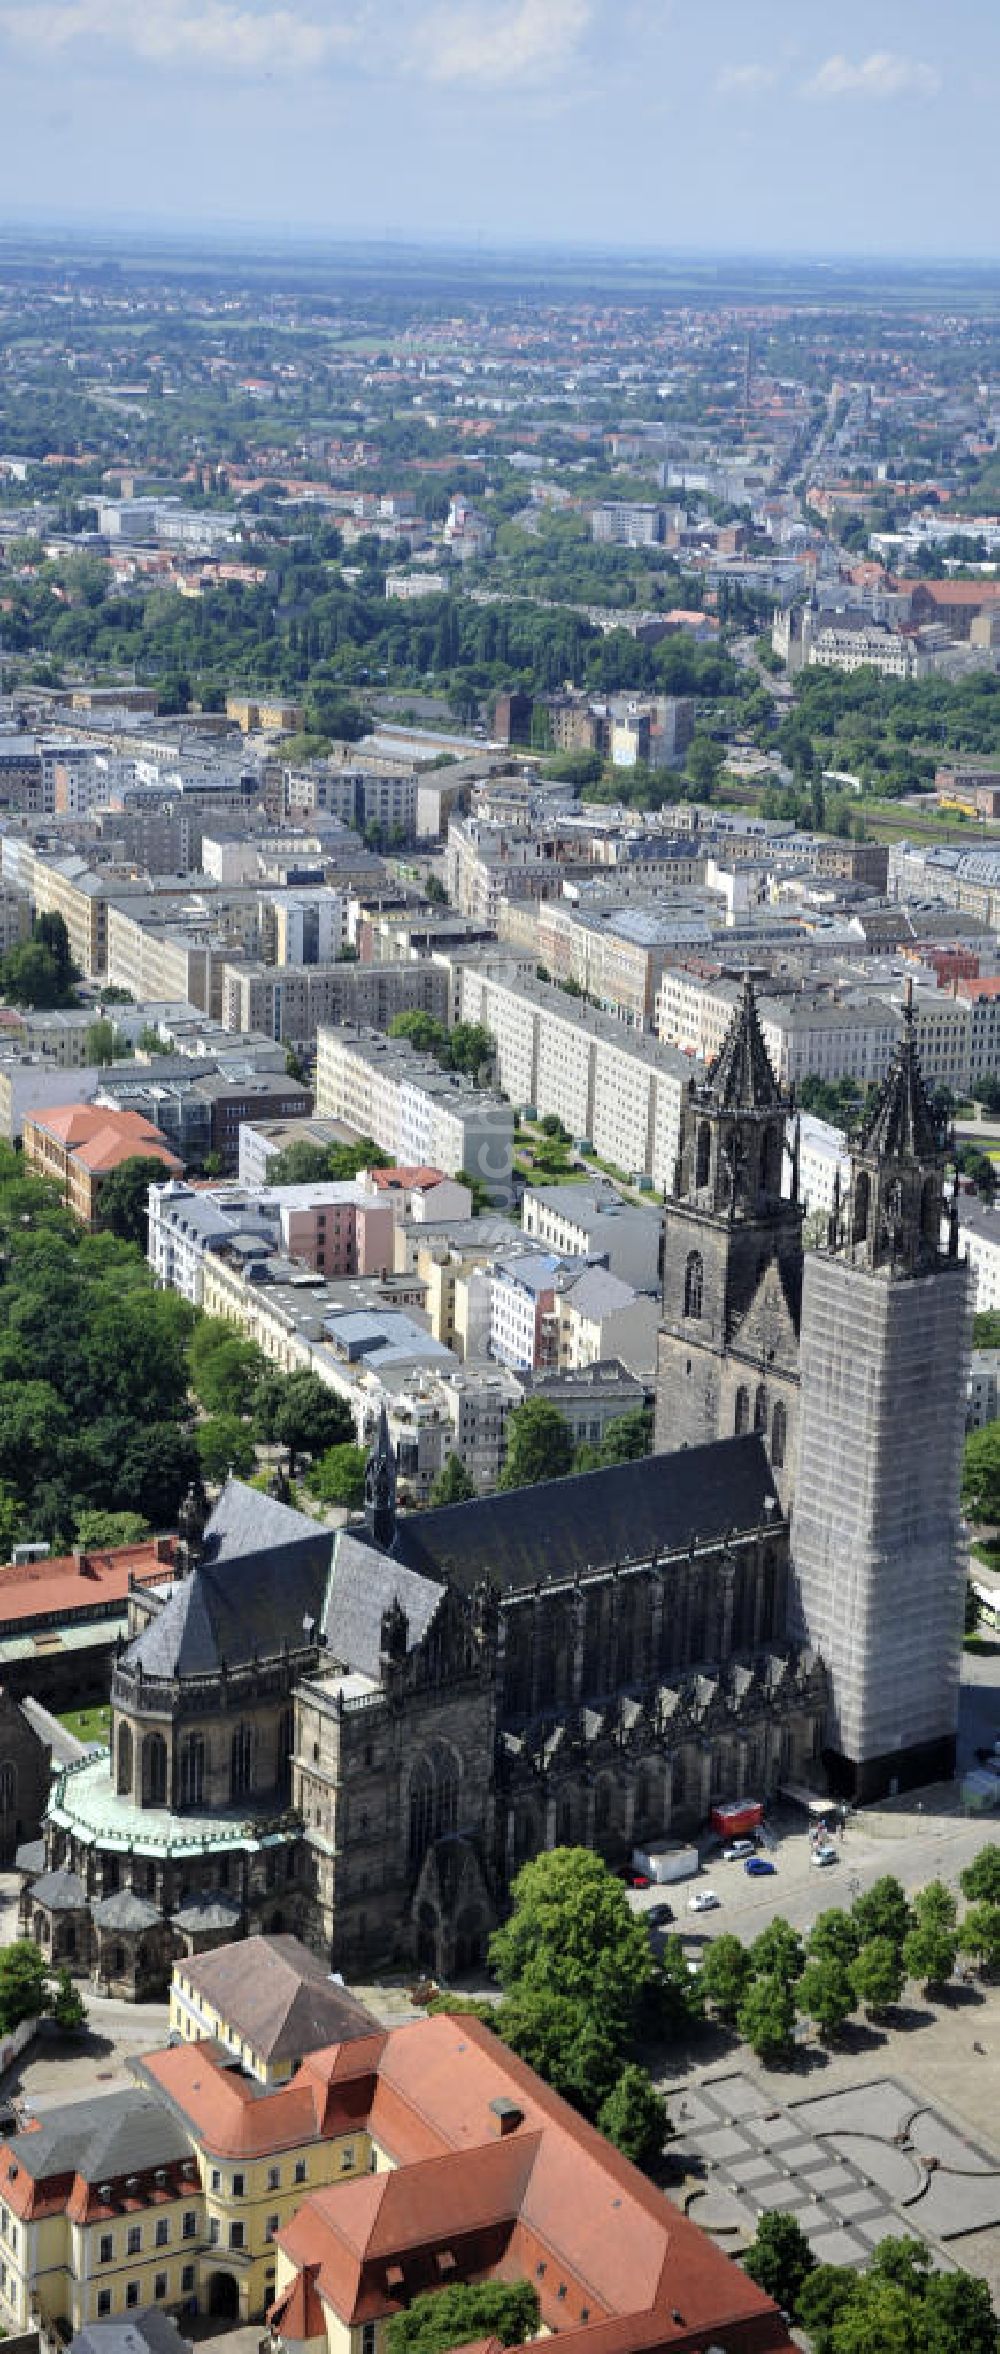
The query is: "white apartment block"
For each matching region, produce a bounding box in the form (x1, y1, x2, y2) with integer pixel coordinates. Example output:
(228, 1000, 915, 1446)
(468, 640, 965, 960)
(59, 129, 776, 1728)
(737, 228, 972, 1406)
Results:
(756, 997, 901, 1090)
(556, 1266, 660, 1381)
(457, 969, 692, 1191)
(315, 1025, 515, 1200)
(792, 1113, 853, 1221)
(958, 1202, 1000, 1314)
(521, 1184, 661, 1291)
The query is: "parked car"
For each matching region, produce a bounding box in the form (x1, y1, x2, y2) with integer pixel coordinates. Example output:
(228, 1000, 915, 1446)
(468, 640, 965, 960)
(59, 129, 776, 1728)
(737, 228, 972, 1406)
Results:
(621, 1869, 651, 1888)
(811, 1844, 838, 1867)
(723, 1838, 757, 1862)
(647, 1901, 674, 1927)
(744, 1854, 776, 1876)
(688, 1888, 720, 1913)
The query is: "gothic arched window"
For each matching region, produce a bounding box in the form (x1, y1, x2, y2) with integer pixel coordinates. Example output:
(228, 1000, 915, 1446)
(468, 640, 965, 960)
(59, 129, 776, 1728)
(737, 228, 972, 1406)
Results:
(179, 1734, 205, 1811)
(735, 1385, 750, 1436)
(922, 1175, 939, 1245)
(771, 1399, 787, 1470)
(0, 1763, 15, 1818)
(142, 1732, 167, 1808)
(695, 1121, 711, 1190)
(231, 1722, 255, 1800)
(683, 1250, 704, 1319)
(116, 1723, 132, 1797)
(754, 1383, 767, 1434)
(853, 1169, 870, 1245)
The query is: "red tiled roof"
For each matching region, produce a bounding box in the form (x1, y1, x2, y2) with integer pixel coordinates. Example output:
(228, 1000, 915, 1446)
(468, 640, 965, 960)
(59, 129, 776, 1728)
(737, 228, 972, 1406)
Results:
(28, 1103, 182, 1176)
(0, 1541, 175, 1628)
(364, 1167, 450, 1193)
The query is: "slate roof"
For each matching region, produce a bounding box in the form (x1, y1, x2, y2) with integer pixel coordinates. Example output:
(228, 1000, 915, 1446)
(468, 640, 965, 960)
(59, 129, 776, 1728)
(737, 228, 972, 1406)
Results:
(127, 1479, 333, 1679)
(28, 1868, 87, 1911)
(323, 1536, 444, 1678)
(177, 1934, 377, 2063)
(390, 1434, 780, 1596)
(91, 1892, 161, 1933)
(6, 2089, 189, 2185)
(171, 1893, 242, 1934)
(69, 2310, 190, 2354)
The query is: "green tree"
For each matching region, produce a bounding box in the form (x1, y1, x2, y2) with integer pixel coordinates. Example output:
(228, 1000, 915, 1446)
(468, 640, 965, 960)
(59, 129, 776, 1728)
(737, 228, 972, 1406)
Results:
(118, 1422, 202, 1527)
(750, 1916, 804, 1983)
(807, 1909, 860, 1967)
(576, 1408, 652, 1472)
(74, 1509, 150, 1550)
(388, 1010, 451, 1061)
(903, 1916, 958, 1994)
(742, 2210, 817, 2315)
(307, 1443, 367, 1509)
(189, 1328, 265, 1418)
(736, 1970, 797, 2063)
(960, 1845, 1000, 1905)
(0, 1941, 48, 2031)
(797, 1954, 856, 2040)
(449, 1022, 495, 1079)
(257, 1369, 354, 1473)
(428, 1453, 476, 1507)
(655, 1934, 704, 2033)
(962, 1422, 1000, 1522)
(698, 1932, 752, 2024)
(914, 1879, 957, 1930)
(196, 1414, 257, 1485)
(51, 1966, 87, 2034)
(597, 2065, 668, 2167)
(497, 1984, 621, 2113)
(922, 2268, 1000, 2354)
(265, 1140, 331, 1184)
(387, 2281, 539, 2354)
(849, 1935, 905, 2017)
(490, 1848, 654, 2036)
(499, 1399, 575, 1490)
(851, 1875, 912, 1955)
(97, 1156, 171, 1250)
(85, 1018, 128, 1066)
(958, 1902, 1000, 1972)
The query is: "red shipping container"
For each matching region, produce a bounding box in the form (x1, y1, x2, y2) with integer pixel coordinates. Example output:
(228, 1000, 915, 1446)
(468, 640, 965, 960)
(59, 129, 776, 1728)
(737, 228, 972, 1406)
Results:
(711, 1799, 763, 1838)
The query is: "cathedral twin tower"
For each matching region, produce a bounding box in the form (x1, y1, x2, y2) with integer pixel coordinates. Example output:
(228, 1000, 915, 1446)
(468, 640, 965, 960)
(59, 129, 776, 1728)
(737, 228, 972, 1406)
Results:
(655, 979, 972, 1801)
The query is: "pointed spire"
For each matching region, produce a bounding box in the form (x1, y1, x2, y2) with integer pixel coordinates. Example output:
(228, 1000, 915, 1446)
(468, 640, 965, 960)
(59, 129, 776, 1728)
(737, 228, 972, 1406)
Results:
(365, 1404, 397, 1551)
(858, 981, 942, 1164)
(708, 975, 782, 1112)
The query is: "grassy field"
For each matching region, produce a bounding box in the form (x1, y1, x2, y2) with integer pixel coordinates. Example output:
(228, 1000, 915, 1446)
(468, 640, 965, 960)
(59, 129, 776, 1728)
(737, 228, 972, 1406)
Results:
(57, 1704, 111, 1747)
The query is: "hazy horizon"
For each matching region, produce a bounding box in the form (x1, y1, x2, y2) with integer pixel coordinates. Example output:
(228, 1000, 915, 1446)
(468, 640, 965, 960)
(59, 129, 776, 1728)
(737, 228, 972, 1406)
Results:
(0, 0, 994, 263)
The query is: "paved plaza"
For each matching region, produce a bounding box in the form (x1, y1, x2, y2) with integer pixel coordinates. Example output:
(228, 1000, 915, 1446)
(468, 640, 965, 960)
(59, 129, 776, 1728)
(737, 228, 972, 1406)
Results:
(668, 2067, 1000, 2272)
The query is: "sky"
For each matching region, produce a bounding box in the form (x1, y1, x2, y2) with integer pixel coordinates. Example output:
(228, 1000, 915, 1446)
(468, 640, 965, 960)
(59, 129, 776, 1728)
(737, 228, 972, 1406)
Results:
(0, 0, 996, 258)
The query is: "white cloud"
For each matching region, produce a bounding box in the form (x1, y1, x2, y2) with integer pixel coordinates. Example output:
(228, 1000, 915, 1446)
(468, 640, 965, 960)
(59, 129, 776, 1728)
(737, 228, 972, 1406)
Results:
(415, 0, 591, 87)
(804, 50, 941, 101)
(0, 0, 358, 74)
(715, 62, 777, 98)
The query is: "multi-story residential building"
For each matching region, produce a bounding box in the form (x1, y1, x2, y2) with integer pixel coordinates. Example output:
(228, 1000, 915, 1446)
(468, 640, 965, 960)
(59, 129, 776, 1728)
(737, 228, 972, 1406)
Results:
(534, 898, 714, 1029)
(556, 1264, 660, 1380)
(148, 1180, 396, 1303)
(455, 969, 693, 1193)
(314, 1027, 514, 1202)
(521, 1182, 662, 1291)
(0, 1054, 105, 1142)
(100, 1067, 311, 1175)
(591, 499, 666, 545)
(221, 959, 450, 1051)
(957, 1199, 1000, 1313)
(283, 766, 416, 839)
(486, 1251, 567, 1371)
(23, 1103, 182, 1225)
(519, 1358, 651, 1451)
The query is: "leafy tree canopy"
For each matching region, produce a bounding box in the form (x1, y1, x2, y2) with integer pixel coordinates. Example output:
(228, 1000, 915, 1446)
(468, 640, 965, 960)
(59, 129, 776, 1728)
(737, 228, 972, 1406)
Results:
(428, 1452, 476, 1507)
(743, 2210, 817, 2314)
(499, 1398, 575, 1490)
(97, 1155, 171, 1251)
(387, 2281, 539, 2354)
(597, 2064, 668, 2168)
(490, 1847, 655, 2037)
(307, 1443, 367, 1509)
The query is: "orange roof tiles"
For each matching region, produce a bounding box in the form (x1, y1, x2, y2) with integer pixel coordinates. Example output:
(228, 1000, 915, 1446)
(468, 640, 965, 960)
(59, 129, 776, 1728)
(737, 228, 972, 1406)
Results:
(29, 1103, 181, 1176)
(364, 1167, 451, 1193)
(0, 1540, 175, 1627)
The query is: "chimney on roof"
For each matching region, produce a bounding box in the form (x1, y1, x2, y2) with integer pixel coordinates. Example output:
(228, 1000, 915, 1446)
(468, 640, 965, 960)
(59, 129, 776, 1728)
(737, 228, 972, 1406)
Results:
(489, 2096, 524, 2138)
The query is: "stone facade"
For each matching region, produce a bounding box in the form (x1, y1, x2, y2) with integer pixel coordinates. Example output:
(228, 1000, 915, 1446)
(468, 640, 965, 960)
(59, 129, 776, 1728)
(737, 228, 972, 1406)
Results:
(657, 978, 973, 1803)
(22, 1422, 826, 1993)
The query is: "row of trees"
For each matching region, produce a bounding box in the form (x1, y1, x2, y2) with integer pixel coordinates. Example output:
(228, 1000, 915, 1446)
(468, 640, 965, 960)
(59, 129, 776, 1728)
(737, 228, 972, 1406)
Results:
(387, 1013, 495, 1081)
(0, 911, 79, 1012)
(744, 2219, 998, 2354)
(697, 1860, 999, 2063)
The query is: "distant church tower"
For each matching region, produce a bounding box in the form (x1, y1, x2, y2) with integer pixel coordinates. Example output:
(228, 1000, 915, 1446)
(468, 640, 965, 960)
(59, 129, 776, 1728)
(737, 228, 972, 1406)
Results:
(655, 977, 803, 1499)
(791, 991, 972, 1800)
(365, 1406, 398, 1552)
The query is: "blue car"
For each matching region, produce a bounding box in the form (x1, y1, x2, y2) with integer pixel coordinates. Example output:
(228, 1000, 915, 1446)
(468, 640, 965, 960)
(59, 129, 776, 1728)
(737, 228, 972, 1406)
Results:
(744, 1854, 777, 1876)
